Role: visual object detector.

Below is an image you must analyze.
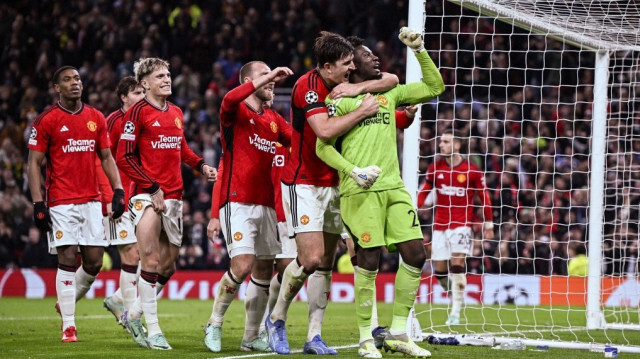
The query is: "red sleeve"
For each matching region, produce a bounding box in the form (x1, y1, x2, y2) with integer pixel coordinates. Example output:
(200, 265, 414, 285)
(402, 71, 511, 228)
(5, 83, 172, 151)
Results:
(293, 78, 327, 119)
(417, 163, 435, 207)
(107, 111, 123, 157)
(395, 109, 414, 130)
(180, 136, 204, 171)
(277, 114, 292, 147)
(475, 169, 493, 222)
(96, 157, 113, 215)
(28, 110, 52, 153)
(210, 160, 224, 219)
(116, 106, 158, 193)
(220, 81, 256, 126)
(95, 111, 111, 150)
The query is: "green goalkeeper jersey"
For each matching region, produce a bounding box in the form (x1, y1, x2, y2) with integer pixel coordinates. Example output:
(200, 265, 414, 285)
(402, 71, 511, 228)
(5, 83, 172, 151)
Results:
(316, 50, 444, 197)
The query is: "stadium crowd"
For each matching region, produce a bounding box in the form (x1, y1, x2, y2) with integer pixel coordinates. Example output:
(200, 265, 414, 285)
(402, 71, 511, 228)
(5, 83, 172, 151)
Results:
(0, 0, 636, 276)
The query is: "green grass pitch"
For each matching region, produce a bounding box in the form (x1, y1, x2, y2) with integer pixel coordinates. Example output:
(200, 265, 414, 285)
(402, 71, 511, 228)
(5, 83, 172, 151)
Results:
(1, 298, 639, 358)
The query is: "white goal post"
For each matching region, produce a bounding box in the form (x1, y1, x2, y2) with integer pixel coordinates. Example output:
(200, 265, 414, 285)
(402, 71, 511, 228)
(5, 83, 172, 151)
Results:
(404, 0, 640, 353)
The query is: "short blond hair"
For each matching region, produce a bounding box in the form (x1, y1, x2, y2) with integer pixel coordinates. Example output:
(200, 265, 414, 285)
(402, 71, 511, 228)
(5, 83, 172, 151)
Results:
(133, 57, 170, 83)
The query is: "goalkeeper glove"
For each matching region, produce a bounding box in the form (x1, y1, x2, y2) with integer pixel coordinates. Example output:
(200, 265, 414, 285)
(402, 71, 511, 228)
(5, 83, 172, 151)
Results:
(33, 201, 52, 232)
(350, 166, 382, 190)
(398, 27, 425, 53)
(111, 189, 125, 220)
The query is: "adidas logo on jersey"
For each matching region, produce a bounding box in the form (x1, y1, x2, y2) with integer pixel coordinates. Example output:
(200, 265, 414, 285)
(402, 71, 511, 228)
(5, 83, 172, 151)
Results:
(438, 174, 444, 179)
(250, 119, 255, 125)
(60, 125, 69, 132)
(152, 121, 161, 127)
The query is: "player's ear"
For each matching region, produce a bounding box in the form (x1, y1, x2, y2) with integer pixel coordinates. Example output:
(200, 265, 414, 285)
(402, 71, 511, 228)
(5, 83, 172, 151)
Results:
(322, 62, 333, 72)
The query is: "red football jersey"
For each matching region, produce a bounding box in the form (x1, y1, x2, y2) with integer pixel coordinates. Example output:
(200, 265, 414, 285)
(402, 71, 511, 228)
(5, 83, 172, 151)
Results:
(106, 108, 133, 205)
(281, 69, 339, 187)
(116, 99, 203, 200)
(420, 158, 492, 231)
(28, 103, 110, 207)
(218, 82, 291, 208)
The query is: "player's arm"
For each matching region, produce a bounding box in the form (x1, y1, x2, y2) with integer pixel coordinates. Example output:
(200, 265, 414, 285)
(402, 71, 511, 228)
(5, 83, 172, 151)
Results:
(394, 28, 445, 105)
(395, 105, 419, 130)
(417, 163, 435, 207)
(277, 114, 292, 147)
(27, 149, 52, 232)
(97, 147, 125, 219)
(308, 93, 379, 141)
(95, 158, 113, 215)
(179, 136, 217, 182)
(207, 161, 223, 241)
(116, 113, 158, 193)
(316, 137, 381, 190)
(475, 170, 494, 240)
(330, 72, 399, 99)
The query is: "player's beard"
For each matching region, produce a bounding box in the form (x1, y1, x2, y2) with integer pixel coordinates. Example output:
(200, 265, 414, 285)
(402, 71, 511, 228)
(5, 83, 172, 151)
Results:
(256, 88, 273, 103)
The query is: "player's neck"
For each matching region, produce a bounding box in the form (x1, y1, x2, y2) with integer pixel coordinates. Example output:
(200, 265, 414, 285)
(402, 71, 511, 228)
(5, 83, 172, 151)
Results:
(146, 95, 168, 111)
(445, 154, 463, 167)
(244, 95, 264, 114)
(317, 67, 339, 89)
(58, 98, 82, 114)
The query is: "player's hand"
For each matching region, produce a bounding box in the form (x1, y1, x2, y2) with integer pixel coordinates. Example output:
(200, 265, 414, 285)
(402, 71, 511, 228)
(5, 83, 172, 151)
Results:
(330, 82, 361, 99)
(405, 105, 419, 119)
(33, 201, 52, 233)
(268, 67, 294, 83)
(398, 27, 425, 53)
(350, 165, 382, 190)
(358, 93, 379, 118)
(483, 222, 494, 240)
(207, 218, 221, 241)
(111, 188, 125, 220)
(202, 164, 217, 182)
(151, 188, 166, 214)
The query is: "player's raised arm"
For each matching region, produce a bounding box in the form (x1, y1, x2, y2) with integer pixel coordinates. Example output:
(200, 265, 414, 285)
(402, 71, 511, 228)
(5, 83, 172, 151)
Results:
(330, 72, 399, 99)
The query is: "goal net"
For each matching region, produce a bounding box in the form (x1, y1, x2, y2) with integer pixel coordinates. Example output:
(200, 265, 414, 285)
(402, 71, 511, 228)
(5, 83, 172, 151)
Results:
(406, 0, 640, 353)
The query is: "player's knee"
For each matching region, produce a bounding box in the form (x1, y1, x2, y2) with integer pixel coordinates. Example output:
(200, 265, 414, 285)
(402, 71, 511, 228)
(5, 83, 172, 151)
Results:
(298, 257, 321, 272)
(405, 248, 427, 269)
(83, 261, 102, 275)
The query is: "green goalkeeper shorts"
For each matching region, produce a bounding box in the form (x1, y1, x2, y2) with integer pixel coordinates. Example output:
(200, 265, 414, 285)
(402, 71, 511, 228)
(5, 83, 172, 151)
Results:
(340, 187, 423, 252)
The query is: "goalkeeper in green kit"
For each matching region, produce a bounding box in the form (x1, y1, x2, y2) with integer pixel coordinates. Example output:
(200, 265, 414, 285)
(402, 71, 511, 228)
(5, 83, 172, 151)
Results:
(316, 28, 444, 358)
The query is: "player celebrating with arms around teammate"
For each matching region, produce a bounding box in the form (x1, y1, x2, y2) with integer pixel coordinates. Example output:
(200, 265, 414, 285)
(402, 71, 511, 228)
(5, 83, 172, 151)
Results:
(203, 62, 293, 353)
(116, 58, 217, 350)
(417, 129, 494, 325)
(27, 66, 125, 342)
(102, 76, 145, 326)
(266, 31, 399, 355)
(316, 28, 445, 358)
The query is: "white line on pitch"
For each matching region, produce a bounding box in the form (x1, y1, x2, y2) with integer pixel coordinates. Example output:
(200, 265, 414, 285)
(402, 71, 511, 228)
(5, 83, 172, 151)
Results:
(0, 313, 185, 321)
(212, 344, 359, 359)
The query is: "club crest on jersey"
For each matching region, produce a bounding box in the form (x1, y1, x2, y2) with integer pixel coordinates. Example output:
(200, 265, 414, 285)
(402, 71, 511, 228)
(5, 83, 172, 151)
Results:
(87, 121, 97, 132)
(175, 118, 182, 129)
(327, 103, 336, 117)
(233, 232, 243, 241)
(134, 201, 143, 211)
(457, 174, 467, 183)
(305, 91, 318, 104)
(270, 121, 278, 133)
(300, 215, 310, 225)
(377, 95, 388, 106)
(361, 232, 371, 243)
(119, 230, 128, 238)
(55, 231, 63, 240)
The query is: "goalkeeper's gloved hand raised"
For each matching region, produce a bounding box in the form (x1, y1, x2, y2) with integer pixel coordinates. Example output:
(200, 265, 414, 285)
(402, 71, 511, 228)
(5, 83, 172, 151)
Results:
(33, 201, 52, 233)
(111, 189, 125, 220)
(398, 27, 425, 53)
(350, 166, 382, 190)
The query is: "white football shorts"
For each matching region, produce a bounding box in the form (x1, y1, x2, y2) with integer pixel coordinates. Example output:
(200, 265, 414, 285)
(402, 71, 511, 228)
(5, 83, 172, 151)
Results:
(220, 202, 280, 259)
(431, 226, 474, 260)
(103, 212, 137, 246)
(48, 201, 107, 254)
(276, 221, 297, 259)
(281, 183, 342, 235)
(129, 194, 183, 247)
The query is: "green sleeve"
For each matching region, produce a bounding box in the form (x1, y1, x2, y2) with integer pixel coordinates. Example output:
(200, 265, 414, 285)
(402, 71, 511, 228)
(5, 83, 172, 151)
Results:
(316, 137, 356, 176)
(394, 50, 445, 105)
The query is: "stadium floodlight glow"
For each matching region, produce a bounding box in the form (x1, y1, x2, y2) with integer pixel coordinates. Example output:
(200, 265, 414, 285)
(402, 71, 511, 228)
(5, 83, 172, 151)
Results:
(404, 0, 640, 354)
